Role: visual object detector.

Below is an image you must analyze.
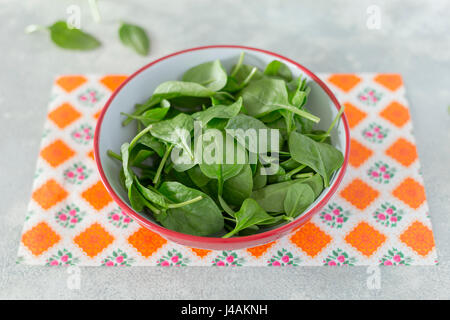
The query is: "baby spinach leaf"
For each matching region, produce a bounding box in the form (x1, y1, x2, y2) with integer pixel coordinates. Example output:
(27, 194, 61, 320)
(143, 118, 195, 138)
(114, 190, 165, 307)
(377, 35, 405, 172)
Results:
(264, 60, 292, 82)
(223, 199, 282, 238)
(251, 180, 304, 213)
(187, 165, 211, 188)
(198, 131, 247, 184)
(48, 21, 100, 50)
(121, 105, 169, 127)
(192, 97, 242, 126)
(150, 113, 194, 159)
(182, 60, 228, 91)
(118, 22, 150, 56)
(283, 183, 315, 218)
(157, 182, 224, 236)
(301, 173, 324, 198)
(137, 134, 166, 158)
(288, 131, 344, 187)
(240, 78, 320, 123)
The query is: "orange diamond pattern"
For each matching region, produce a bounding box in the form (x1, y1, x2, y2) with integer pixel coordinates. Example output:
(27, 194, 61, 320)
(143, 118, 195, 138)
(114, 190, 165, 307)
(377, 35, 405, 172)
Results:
(349, 138, 373, 168)
(386, 138, 417, 167)
(290, 222, 331, 257)
(343, 102, 367, 129)
(380, 101, 410, 127)
(247, 241, 276, 258)
(81, 181, 113, 210)
(56, 75, 87, 93)
(128, 228, 167, 258)
(32, 179, 68, 210)
(99, 75, 128, 91)
(21, 222, 61, 256)
(340, 178, 379, 210)
(328, 74, 361, 92)
(392, 178, 426, 209)
(190, 248, 212, 258)
(74, 223, 114, 258)
(374, 74, 403, 91)
(400, 221, 435, 257)
(345, 222, 386, 257)
(87, 150, 95, 161)
(48, 103, 81, 129)
(40, 139, 75, 167)
(93, 109, 102, 120)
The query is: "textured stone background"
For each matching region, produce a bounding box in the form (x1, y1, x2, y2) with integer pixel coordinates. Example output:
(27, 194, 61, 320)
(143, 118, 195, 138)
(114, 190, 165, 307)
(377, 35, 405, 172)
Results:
(0, 0, 449, 299)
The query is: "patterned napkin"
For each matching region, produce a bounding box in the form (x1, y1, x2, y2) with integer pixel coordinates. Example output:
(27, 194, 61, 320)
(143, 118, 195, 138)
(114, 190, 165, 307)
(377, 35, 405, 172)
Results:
(17, 73, 437, 267)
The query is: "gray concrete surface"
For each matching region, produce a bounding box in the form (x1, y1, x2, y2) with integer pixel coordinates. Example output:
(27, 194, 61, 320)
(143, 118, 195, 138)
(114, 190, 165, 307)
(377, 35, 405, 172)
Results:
(1, 0, 449, 299)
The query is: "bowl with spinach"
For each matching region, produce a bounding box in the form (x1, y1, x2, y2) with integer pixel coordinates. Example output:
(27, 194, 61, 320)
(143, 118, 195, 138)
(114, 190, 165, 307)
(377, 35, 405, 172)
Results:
(94, 45, 350, 250)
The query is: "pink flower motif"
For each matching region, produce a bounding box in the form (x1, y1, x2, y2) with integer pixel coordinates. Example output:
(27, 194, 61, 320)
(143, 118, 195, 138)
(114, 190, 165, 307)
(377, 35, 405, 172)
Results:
(372, 171, 379, 177)
(124, 217, 131, 223)
(366, 132, 373, 137)
(383, 174, 390, 179)
(377, 134, 383, 139)
(324, 214, 332, 221)
(112, 214, 120, 221)
(281, 255, 290, 263)
(59, 214, 67, 221)
(121, 210, 127, 215)
(116, 256, 124, 263)
(74, 132, 81, 138)
(378, 214, 386, 221)
(384, 260, 392, 266)
(337, 255, 345, 263)
(78, 175, 85, 180)
(85, 135, 91, 140)
(70, 218, 78, 223)
(226, 255, 234, 263)
(390, 216, 397, 222)
(379, 166, 386, 172)
(171, 256, 179, 263)
(374, 127, 380, 133)
(368, 91, 374, 96)
(272, 261, 281, 266)
(161, 260, 170, 267)
(328, 261, 336, 266)
(50, 260, 59, 266)
(76, 167, 84, 173)
(83, 128, 90, 133)
(69, 209, 77, 216)
(106, 260, 114, 266)
(336, 217, 344, 223)
(80, 96, 87, 101)
(386, 208, 393, 215)
(332, 208, 341, 215)
(393, 255, 401, 262)
(61, 255, 69, 263)
(67, 171, 74, 178)
(360, 96, 367, 100)
(216, 261, 225, 266)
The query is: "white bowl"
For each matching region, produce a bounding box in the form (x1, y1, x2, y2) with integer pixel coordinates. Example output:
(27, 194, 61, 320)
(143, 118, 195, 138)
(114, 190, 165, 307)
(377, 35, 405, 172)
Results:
(94, 45, 350, 250)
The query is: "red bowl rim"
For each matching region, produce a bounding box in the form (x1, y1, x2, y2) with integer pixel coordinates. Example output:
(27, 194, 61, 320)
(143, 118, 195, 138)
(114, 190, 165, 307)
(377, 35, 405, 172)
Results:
(94, 44, 350, 245)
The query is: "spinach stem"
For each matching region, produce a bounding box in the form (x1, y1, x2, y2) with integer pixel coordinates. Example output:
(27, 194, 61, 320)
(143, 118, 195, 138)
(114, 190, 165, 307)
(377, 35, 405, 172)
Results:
(88, 0, 101, 23)
(24, 24, 47, 34)
(240, 67, 257, 87)
(230, 52, 245, 77)
(293, 172, 314, 179)
(129, 124, 152, 149)
(153, 145, 173, 185)
(321, 105, 345, 142)
(107, 150, 122, 161)
(286, 164, 307, 178)
(167, 196, 202, 209)
(275, 104, 320, 123)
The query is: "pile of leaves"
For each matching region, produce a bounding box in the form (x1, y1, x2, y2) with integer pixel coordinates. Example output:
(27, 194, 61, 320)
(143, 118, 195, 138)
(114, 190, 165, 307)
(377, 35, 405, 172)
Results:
(108, 53, 345, 238)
